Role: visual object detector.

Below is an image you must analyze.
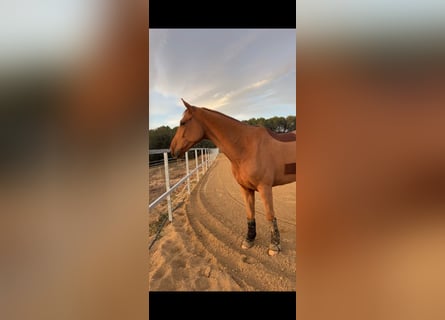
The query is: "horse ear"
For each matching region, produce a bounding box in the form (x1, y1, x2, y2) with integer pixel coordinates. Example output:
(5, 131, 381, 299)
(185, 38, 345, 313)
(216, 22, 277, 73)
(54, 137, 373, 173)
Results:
(181, 98, 194, 112)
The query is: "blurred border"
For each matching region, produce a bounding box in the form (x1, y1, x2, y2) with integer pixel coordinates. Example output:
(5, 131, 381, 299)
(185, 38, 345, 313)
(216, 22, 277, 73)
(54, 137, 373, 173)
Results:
(1, 1, 148, 319)
(297, 1, 445, 319)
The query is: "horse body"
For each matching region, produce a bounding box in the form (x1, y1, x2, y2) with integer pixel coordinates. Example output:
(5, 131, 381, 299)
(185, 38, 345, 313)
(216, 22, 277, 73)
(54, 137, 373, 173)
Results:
(170, 99, 295, 255)
(228, 127, 296, 189)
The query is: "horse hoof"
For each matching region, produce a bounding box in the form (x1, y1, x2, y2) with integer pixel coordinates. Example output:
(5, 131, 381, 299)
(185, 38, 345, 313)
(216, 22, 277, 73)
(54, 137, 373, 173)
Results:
(241, 239, 254, 249)
(268, 244, 281, 256)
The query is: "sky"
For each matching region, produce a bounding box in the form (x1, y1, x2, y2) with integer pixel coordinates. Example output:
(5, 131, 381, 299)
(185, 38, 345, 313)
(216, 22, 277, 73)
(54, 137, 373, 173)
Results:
(149, 29, 296, 129)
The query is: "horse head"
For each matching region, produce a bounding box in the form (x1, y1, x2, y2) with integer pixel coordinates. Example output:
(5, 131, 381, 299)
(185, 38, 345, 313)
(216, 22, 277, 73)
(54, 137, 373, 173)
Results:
(170, 99, 205, 158)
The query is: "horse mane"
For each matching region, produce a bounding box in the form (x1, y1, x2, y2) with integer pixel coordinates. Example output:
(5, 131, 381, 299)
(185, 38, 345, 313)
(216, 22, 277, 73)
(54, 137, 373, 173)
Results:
(201, 107, 247, 126)
(201, 108, 295, 141)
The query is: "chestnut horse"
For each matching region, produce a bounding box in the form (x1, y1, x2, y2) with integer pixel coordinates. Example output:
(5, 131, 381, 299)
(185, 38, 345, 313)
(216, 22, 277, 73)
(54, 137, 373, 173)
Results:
(170, 99, 296, 255)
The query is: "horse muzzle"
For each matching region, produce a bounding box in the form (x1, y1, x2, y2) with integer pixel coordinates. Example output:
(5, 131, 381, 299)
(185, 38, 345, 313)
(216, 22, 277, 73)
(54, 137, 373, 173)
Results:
(170, 142, 189, 158)
(170, 147, 184, 159)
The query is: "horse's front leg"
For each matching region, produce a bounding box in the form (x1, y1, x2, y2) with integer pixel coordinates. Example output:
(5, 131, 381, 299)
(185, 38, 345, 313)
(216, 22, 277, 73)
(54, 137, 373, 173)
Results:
(258, 185, 281, 256)
(240, 186, 256, 249)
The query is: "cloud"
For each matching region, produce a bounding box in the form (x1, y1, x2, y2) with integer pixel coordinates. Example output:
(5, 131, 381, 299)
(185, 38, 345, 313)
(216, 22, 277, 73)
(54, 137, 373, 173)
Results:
(149, 29, 296, 129)
(148, 91, 184, 129)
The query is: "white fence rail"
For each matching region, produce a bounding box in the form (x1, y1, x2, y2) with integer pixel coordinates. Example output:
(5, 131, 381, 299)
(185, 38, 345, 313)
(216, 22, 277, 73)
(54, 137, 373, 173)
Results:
(149, 148, 219, 221)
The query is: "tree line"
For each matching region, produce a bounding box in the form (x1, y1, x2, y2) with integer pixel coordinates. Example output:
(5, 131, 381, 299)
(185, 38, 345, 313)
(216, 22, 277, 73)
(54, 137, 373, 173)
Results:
(149, 115, 295, 162)
(242, 115, 296, 133)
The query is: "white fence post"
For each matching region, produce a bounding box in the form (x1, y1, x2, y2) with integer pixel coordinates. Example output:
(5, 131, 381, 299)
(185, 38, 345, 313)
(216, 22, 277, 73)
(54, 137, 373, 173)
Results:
(185, 151, 191, 194)
(149, 148, 220, 213)
(207, 149, 210, 167)
(195, 149, 199, 182)
(163, 152, 173, 221)
(201, 148, 205, 175)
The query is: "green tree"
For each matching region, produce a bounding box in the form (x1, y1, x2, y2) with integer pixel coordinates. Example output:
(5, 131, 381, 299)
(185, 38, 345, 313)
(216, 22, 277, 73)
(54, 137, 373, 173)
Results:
(149, 126, 176, 150)
(243, 116, 295, 132)
(285, 115, 296, 132)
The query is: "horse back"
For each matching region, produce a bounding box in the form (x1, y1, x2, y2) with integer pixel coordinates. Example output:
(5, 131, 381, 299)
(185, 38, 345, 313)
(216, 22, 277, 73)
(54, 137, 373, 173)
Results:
(266, 128, 296, 142)
(258, 128, 296, 186)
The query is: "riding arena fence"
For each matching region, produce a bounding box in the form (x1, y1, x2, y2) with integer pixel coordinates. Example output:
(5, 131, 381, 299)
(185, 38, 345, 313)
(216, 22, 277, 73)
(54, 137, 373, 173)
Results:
(149, 148, 219, 249)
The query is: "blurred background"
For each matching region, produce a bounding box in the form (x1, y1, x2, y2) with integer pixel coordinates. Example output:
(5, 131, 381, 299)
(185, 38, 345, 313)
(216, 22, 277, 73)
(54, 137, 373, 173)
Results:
(296, 1, 445, 319)
(1, 1, 147, 319)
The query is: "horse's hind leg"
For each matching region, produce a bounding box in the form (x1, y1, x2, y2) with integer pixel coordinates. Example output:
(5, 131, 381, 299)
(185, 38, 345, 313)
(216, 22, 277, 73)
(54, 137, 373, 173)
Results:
(258, 185, 281, 256)
(240, 187, 256, 249)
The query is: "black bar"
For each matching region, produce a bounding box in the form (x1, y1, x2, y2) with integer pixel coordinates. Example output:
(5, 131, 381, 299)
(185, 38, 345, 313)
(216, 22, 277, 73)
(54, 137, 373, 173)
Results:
(149, 0, 296, 29)
(149, 291, 296, 320)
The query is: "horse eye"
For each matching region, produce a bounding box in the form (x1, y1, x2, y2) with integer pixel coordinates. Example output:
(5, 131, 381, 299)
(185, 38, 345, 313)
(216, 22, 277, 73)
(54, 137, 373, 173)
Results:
(180, 121, 185, 126)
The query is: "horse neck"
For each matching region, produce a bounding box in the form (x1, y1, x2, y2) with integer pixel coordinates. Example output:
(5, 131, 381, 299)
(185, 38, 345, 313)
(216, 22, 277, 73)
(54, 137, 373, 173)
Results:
(196, 109, 251, 162)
